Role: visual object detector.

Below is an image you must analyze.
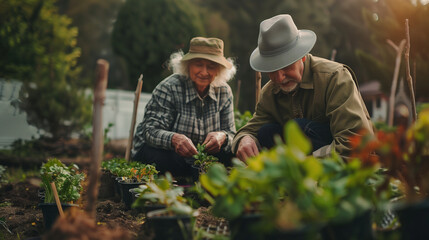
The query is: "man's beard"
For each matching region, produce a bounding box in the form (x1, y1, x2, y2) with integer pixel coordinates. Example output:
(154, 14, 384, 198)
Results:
(276, 79, 299, 93)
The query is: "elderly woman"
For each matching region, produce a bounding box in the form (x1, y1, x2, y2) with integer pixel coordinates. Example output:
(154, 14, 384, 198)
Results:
(132, 37, 237, 178)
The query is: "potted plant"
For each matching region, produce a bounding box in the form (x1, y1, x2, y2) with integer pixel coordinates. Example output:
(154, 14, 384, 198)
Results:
(39, 158, 85, 230)
(133, 172, 198, 240)
(352, 108, 429, 239)
(118, 163, 158, 209)
(99, 158, 128, 199)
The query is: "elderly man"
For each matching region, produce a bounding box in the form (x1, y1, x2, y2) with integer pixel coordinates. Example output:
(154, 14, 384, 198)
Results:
(233, 14, 373, 161)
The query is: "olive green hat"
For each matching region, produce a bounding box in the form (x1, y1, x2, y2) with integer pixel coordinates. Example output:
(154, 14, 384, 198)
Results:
(182, 37, 232, 69)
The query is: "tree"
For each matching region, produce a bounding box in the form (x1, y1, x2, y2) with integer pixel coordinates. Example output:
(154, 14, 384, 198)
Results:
(56, 0, 127, 89)
(359, 0, 429, 101)
(0, 0, 92, 139)
(194, 0, 334, 111)
(328, 0, 377, 82)
(111, 0, 205, 93)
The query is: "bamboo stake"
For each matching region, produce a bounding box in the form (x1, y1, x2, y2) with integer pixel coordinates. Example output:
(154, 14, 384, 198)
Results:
(387, 39, 406, 127)
(330, 49, 337, 61)
(125, 74, 143, 161)
(234, 79, 241, 110)
(255, 72, 261, 108)
(50, 182, 64, 217)
(404, 19, 417, 122)
(85, 59, 109, 218)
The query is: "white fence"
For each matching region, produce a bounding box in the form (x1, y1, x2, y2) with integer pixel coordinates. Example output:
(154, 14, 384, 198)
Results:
(0, 79, 151, 149)
(103, 89, 151, 140)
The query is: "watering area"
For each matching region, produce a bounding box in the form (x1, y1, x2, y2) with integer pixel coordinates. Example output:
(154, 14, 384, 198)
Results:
(0, 79, 151, 149)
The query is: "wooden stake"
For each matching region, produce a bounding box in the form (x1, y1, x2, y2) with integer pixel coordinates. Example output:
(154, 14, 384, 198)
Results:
(330, 49, 337, 61)
(125, 74, 143, 161)
(85, 59, 109, 218)
(404, 19, 417, 122)
(234, 79, 241, 109)
(255, 72, 261, 108)
(387, 39, 406, 127)
(50, 182, 64, 217)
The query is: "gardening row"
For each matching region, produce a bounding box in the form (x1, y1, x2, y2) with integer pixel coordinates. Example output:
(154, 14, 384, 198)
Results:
(37, 110, 429, 239)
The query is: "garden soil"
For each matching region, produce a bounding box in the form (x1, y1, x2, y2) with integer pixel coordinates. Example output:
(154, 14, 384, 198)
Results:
(0, 143, 227, 240)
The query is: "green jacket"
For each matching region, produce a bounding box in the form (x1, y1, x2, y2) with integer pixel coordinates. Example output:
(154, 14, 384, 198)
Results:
(232, 54, 374, 157)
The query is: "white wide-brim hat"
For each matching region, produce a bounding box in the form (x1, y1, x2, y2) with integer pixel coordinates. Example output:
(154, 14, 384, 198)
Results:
(250, 14, 317, 72)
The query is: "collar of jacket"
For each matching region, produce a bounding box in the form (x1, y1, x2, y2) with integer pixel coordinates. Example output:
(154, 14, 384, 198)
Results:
(184, 77, 218, 103)
(272, 54, 314, 95)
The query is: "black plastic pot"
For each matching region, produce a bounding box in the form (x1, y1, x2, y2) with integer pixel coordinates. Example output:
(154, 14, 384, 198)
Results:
(118, 180, 144, 209)
(229, 213, 265, 240)
(99, 170, 115, 199)
(321, 210, 373, 240)
(270, 225, 321, 240)
(143, 214, 192, 240)
(38, 203, 78, 230)
(395, 199, 429, 240)
(113, 177, 123, 202)
(37, 188, 45, 203)
(191, 165, 200, 183)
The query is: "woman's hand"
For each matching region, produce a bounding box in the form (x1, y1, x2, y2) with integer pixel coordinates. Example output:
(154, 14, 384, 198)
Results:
(203, 131, 226, 154)
(172, 134, 198, 157)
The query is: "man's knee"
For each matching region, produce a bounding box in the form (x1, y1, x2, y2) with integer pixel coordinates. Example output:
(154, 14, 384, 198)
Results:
(257, 123, 283, 149)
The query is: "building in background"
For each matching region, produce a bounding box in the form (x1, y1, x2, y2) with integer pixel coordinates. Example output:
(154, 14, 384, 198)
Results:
(0, 79, 151, 149)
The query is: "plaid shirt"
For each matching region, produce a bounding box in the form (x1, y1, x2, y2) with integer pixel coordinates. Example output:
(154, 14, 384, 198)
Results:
(132, 74, 236, 157)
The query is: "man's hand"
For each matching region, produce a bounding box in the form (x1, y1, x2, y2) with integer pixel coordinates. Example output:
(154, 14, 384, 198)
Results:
(172, 134, 198, 157)
(236, 135, 259, 162)
(203, 131, 226, 154)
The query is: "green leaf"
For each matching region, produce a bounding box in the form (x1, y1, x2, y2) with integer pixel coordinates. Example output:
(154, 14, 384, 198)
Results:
(284, 121, 311, 155)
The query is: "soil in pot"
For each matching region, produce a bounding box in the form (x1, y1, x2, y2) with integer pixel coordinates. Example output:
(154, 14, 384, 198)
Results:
(38, 203, 78, 230)
(395, 199, 429, 240)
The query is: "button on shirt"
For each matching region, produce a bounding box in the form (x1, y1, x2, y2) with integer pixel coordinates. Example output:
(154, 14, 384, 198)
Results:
(132, 74, 236, 158)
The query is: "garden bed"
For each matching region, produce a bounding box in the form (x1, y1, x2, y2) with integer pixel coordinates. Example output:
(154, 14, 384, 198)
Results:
(0, 165, 228, 240)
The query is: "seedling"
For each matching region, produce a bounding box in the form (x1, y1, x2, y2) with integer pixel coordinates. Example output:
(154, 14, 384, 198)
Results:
(193, 144, 218, 174)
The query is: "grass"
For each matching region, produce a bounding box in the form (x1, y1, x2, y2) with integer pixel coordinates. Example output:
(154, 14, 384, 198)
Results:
(0, 166, 40, 185)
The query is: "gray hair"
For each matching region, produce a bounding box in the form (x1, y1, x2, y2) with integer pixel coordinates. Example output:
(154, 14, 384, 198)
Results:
(167, 50, 237, 87)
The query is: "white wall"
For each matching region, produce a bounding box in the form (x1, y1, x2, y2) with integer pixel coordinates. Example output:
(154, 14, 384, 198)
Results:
(0, 79, 151, 149)
(103, 89, 151, 140)
(0, 80, 39, 149)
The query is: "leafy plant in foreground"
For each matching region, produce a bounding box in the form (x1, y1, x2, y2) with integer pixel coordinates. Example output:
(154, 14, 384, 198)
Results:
(200, 120, 383, 233)
(133, 173, 197, 217)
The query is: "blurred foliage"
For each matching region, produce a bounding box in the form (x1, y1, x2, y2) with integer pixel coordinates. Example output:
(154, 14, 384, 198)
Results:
(360, 0, 429, 100)
(1, 0, 429, 138)
(56, 0, 128, 89)
(112, 0, 205, 93)
(194, 0, 335, 111)
(234, 110, 252, 131)
(1, 166, 40, 184)
(0, 0, 92, 139)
